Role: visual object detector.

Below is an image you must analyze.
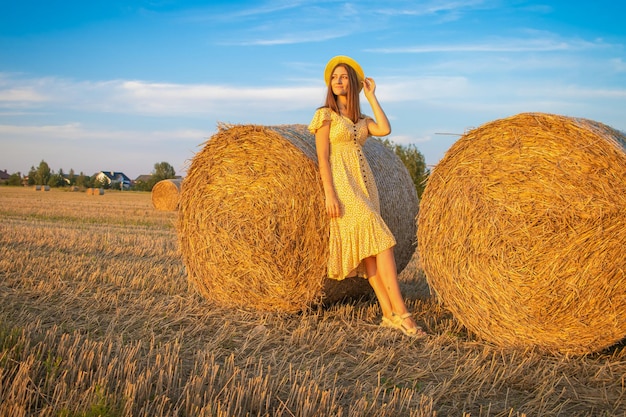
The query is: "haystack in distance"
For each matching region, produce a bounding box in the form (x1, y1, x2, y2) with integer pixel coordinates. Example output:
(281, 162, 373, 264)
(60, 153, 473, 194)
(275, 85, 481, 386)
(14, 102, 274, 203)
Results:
(177, 124, 418, 313)
(418, 112, 626, 354)
(152, 179, 183, 211)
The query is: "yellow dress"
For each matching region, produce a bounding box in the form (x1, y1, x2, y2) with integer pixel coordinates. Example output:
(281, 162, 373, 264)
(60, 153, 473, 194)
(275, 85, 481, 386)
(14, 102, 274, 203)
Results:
(308, 107, 396, 280)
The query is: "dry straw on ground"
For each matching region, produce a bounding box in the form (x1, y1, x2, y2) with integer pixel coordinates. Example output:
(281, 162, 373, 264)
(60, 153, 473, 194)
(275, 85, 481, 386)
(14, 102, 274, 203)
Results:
(3, 187, 626, 416)
(152, 178, 183, 211)
(178, 124, 418, 312)
(418, 112, 626, 355)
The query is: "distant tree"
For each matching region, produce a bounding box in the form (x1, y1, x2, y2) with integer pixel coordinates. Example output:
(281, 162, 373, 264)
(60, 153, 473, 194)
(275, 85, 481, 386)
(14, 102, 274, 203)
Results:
(75, 172, 90, 188)
(34, 160, 51, 185)
(56, 168, 67, 187)
(132, 179, 153, 191)
(147, 161, 176, 190)
(381, 139, 429, 199)
(68, 168, 76, 186)
(47, 173, 65, 188)
(27, 166, 37, 185)
(8, 172, 22, 186)
(153, 162, 176, 181)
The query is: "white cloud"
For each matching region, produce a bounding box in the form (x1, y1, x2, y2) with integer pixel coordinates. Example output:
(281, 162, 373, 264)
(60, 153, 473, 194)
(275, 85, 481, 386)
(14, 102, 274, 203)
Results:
(0, 87, 49, 103)
(117, 80, 321, 113)
(2, 71, 625, 123)
(221, 29, 350, 46)
(0, 122, 206, 143)
(0, 73, 323, 116)
(367, 37, 606, 54)
(0, 123, 84, 140)
(611, 58, 626, 72)
(518, 85, 626, 100)
(180, 0, 306, 22)
(372, 0, 489, 17)
(378, 76, 470, 102)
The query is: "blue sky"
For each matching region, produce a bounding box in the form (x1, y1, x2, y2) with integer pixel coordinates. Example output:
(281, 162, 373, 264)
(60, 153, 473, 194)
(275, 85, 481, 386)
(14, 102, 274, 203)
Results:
(1, 0, 625, 179)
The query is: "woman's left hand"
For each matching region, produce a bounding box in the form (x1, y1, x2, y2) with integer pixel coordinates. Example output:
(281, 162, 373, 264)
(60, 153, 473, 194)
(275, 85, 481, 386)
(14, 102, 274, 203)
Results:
(362, 77, 376, 96)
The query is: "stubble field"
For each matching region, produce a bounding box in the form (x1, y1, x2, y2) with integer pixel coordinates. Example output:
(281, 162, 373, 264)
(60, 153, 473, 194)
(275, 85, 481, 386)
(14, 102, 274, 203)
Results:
(0, 187, 624, 416)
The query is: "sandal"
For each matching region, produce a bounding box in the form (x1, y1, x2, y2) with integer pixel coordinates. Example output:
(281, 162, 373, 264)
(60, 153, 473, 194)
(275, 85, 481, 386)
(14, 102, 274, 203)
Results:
(393, 313, 427, 338)
(380, 315, 396, 328)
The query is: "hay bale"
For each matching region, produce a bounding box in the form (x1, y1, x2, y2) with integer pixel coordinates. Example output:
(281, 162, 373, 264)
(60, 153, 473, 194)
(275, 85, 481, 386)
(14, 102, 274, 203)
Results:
(86, 188, 104, 195)
(417, 112, 626, 354)
(152, 179, 183, 211)
(178, 124, 418, 312)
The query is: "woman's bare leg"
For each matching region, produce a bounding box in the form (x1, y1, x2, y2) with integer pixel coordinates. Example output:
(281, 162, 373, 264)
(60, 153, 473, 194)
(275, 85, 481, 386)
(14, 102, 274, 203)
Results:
(366, 267, 393, 319)
(365, 249, 419, 331)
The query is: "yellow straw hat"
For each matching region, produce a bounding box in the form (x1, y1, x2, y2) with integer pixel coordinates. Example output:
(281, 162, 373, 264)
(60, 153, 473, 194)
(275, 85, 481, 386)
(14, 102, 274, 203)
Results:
(324, 55, 365, 91)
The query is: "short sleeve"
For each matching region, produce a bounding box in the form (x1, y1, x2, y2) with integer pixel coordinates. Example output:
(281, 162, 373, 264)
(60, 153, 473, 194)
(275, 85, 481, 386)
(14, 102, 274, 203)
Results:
(308, 107, 332, 134)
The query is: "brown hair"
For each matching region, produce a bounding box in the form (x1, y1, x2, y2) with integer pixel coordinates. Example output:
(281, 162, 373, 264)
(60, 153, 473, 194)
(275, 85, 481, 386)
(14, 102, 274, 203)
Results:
(323, 63, 362, 123)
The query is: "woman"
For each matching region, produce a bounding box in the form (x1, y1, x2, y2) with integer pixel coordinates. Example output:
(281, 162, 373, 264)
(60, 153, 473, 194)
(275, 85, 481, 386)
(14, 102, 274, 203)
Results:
(308, 56, 425, 337)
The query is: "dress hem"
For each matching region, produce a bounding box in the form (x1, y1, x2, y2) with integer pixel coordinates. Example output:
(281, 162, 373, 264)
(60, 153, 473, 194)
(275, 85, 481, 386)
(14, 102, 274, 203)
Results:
(327, 242, 396, 281)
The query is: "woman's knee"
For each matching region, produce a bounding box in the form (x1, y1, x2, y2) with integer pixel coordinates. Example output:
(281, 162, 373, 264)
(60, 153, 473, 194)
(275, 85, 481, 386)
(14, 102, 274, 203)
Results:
(363, 256, 377, 278)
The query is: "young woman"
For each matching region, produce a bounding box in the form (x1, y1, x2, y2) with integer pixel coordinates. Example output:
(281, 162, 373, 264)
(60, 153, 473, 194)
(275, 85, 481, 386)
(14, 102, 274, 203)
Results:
(308, 56, 425, 337)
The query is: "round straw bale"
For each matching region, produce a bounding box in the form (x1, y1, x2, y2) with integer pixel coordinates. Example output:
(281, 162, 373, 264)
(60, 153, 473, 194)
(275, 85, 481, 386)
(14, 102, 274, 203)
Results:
(177, 124, 418, 312)
(152, 179, 183, 211)
(417, 112, 626, 354)
(86, 187, 104, 195)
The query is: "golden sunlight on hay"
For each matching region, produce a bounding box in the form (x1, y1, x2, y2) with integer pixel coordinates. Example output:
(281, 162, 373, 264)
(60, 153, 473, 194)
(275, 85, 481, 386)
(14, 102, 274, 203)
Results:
(152, 179, 183, 211)
(177, 124, 418, 312)
(417, 112, 626, 354)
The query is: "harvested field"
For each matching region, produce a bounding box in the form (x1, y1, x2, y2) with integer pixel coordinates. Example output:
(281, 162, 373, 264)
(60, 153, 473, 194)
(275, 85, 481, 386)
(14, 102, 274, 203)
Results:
(0, 187, 625, 416)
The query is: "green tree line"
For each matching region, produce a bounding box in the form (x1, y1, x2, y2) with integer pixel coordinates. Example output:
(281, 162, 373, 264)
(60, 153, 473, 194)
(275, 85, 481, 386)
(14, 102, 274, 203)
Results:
(4, 149, 428, 198)
(381, 139, 430, 199)
(2, 160, 177, 191)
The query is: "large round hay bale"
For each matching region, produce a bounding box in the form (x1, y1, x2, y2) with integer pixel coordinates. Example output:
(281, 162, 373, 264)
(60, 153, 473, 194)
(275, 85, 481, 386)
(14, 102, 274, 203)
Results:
(152, 179, 183, 211)
(418, 112, 626, 354)
(177, 124, 418, 312)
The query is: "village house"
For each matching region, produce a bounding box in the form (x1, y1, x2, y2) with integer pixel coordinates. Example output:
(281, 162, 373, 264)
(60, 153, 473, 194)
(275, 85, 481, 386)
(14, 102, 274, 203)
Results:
(93, 171, 132, 189)
(134, 174, 153, 184)
(0, 169, 11, 184)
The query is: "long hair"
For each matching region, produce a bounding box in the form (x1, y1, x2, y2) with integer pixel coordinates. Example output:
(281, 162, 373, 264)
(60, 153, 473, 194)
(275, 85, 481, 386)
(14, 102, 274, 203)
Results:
(323, 63, 362, 123)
